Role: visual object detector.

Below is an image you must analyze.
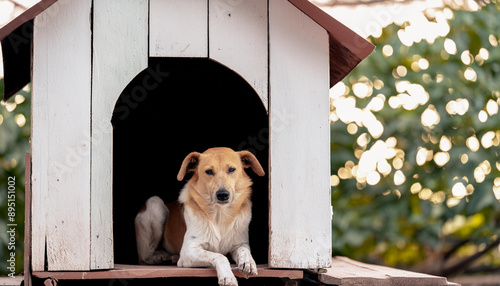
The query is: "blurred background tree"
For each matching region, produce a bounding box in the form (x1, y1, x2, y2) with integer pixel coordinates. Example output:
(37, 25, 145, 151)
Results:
(0, 80, 30, 275)
(330, 1, 500, 277)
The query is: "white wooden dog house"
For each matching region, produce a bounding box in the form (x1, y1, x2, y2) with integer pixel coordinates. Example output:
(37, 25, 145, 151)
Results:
(0, 0, 373, 277)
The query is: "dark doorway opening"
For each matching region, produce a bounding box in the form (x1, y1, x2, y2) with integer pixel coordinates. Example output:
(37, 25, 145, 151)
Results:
(111, 58, 269, 265)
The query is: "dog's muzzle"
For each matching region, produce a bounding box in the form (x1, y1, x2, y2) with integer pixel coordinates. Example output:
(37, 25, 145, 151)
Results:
(216, 188, 230, 204)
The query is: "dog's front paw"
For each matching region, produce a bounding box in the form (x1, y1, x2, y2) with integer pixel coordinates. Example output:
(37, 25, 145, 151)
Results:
(219, 275, 238, 286)
(238, 258, 258, 276)
(234, 248, 258, 276)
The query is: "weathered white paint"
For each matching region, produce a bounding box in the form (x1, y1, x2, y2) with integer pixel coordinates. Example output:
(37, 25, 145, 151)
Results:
(32, 0, 92, 271)
(31, 11, 48, 273)
(149, 0, 208, 57)
(208, 0, 268, 110)
(269, 0, 332, 269)
(91, 0, 149, 270)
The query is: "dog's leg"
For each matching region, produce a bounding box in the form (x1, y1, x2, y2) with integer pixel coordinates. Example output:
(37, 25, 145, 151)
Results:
(134, 196, 170, 265)
(231, 244, 258, 277)
(178, 241, 238, 286)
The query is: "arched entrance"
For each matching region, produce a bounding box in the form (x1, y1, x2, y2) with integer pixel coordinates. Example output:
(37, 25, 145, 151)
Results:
(111, 58, 269, 264)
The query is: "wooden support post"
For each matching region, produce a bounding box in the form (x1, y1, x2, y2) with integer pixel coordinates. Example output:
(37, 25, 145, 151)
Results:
(32, 0, 92, 271)
(24, 153, 32, 286)
(269, 0, 331, 269)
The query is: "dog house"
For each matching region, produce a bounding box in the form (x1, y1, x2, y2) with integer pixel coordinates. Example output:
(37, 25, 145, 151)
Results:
(0, 0, 374, 278)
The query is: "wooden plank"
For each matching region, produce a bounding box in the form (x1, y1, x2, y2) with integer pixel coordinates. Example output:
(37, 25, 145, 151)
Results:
(0, 276, 23, 286)
(33, 264, 303, 280)
(32, 0, 92, 271)
(337, 257, 452, 286)
(319, 257, 457, 286)
(31, 10, 49, 271)
(208, 0, 268, 110)
(91, 0, 148, 270)
(268, 0, 331, 269)
(320, 257, 391, 286)
(24, 153, 32, 286)
(149, 0, 208, 57)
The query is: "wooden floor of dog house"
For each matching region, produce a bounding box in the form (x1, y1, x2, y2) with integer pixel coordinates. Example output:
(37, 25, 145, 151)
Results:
(32, 264, 304, 281)
(30, 258, 460, 285)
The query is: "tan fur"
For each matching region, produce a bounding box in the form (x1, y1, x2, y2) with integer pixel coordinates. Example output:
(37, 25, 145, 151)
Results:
(135, 147, 264, 286)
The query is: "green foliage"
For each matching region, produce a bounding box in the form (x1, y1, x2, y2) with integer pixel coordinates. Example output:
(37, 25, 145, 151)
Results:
(331, 2, 500, 275)
(0, 79, 30, 275)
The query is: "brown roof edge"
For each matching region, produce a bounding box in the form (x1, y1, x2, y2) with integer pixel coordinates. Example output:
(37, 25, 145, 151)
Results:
(0, 0, 58, 41)
(328, 34, 364, 87)
(287, 0, 375, 60)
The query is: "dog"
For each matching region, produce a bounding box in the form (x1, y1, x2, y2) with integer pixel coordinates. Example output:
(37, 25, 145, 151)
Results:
(135, 147, 265, 286)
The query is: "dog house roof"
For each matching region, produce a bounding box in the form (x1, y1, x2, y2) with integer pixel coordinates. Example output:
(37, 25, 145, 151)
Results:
(0, 0, 374, 101)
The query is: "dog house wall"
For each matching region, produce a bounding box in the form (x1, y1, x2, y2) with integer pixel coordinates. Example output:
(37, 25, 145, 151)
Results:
(0, 0, 374, 273)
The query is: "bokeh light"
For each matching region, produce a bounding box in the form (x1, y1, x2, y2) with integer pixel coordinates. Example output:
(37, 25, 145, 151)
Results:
(327, 0, 500, 272)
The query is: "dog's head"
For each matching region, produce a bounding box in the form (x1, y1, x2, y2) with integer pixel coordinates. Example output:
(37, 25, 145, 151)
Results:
(177, 147, 265, 205)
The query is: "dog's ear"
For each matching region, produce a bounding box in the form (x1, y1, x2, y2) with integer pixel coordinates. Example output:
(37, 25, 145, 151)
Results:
(238, 151, 265, 176)
(177, 152, 201, 181)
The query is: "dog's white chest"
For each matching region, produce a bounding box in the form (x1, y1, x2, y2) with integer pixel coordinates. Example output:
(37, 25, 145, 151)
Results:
(183, 207, 250, 255)
(205, 223, 241, 254)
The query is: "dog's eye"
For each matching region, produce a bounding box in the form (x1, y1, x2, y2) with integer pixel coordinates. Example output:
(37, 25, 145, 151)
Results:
(205, 169, 214, 175)
(228, 167, 236, 174)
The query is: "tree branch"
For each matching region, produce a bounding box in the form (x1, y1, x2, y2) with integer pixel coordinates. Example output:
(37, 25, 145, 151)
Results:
(465, 265, 500, 274)
(442, 238, 500, 277)
(443, 238, 470, 261)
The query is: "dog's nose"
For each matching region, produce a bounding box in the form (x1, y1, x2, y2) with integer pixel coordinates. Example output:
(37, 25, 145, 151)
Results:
(216, 189, 230, 203)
